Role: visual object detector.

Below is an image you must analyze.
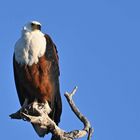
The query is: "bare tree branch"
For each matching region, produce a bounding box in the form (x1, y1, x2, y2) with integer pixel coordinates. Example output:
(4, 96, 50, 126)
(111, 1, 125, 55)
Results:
(10, 87, 94, 140)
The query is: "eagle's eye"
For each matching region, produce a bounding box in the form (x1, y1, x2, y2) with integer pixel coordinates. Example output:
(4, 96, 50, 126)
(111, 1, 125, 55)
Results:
(31, 23, 41, 31)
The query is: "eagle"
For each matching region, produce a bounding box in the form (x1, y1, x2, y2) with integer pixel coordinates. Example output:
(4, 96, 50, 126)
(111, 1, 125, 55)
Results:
(13, 21, 62, 139)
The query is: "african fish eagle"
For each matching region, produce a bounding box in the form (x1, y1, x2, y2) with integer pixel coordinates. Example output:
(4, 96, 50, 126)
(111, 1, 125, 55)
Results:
(13, 21, 62, 139)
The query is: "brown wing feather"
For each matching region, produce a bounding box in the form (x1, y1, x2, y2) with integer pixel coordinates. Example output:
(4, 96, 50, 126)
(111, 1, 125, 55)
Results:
(13, 34, 62, 136)
(13, 55, 27, 105)
(44, 34, 62, 124)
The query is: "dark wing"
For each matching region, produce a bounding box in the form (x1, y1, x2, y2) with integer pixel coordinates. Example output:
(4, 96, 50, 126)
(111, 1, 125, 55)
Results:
(44, 34, 62, 125)
(44, 34, 60, 76)
(13, 55, 26, 106)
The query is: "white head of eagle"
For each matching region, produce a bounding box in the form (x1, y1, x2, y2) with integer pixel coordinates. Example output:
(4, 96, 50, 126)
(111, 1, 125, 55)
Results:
(14, 21, 46, 66)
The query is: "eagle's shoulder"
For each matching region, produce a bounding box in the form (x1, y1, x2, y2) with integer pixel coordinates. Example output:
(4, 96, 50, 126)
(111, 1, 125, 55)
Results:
(44, 34, 60, 76)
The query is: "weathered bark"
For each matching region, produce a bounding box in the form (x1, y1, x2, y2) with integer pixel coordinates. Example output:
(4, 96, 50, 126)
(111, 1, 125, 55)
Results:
(10, 87, 93, 140)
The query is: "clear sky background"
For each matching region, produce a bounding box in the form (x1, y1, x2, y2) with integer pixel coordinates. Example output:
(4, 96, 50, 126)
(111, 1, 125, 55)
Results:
(0, 0, 140, 140)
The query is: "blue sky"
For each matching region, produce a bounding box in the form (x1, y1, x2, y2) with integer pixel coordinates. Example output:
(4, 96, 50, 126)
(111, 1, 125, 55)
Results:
(0, 0, 140, 140)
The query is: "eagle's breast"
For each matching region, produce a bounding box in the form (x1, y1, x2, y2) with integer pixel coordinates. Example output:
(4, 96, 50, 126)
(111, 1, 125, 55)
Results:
(14, 30, 46, 66)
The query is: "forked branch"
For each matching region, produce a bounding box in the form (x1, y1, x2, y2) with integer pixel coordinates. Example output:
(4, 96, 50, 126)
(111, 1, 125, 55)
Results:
(10, 87, 93, 140)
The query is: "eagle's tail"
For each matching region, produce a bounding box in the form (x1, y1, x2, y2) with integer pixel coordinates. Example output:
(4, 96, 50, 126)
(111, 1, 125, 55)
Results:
(33, 124, 60, 139)
(51, 135, 59, 140)
(32, 123, 49, 137)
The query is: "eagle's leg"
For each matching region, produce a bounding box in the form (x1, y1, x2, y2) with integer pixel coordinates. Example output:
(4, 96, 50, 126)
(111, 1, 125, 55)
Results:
(19, 98, 29, 116)
(22, 98, 28, 108)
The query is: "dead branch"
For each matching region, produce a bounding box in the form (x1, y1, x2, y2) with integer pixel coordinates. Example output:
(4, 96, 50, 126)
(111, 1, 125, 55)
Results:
(10, 87, 93, 140)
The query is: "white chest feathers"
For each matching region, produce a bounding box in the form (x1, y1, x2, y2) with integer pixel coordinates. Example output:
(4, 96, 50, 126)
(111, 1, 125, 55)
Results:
(14, 30, 46, 66)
